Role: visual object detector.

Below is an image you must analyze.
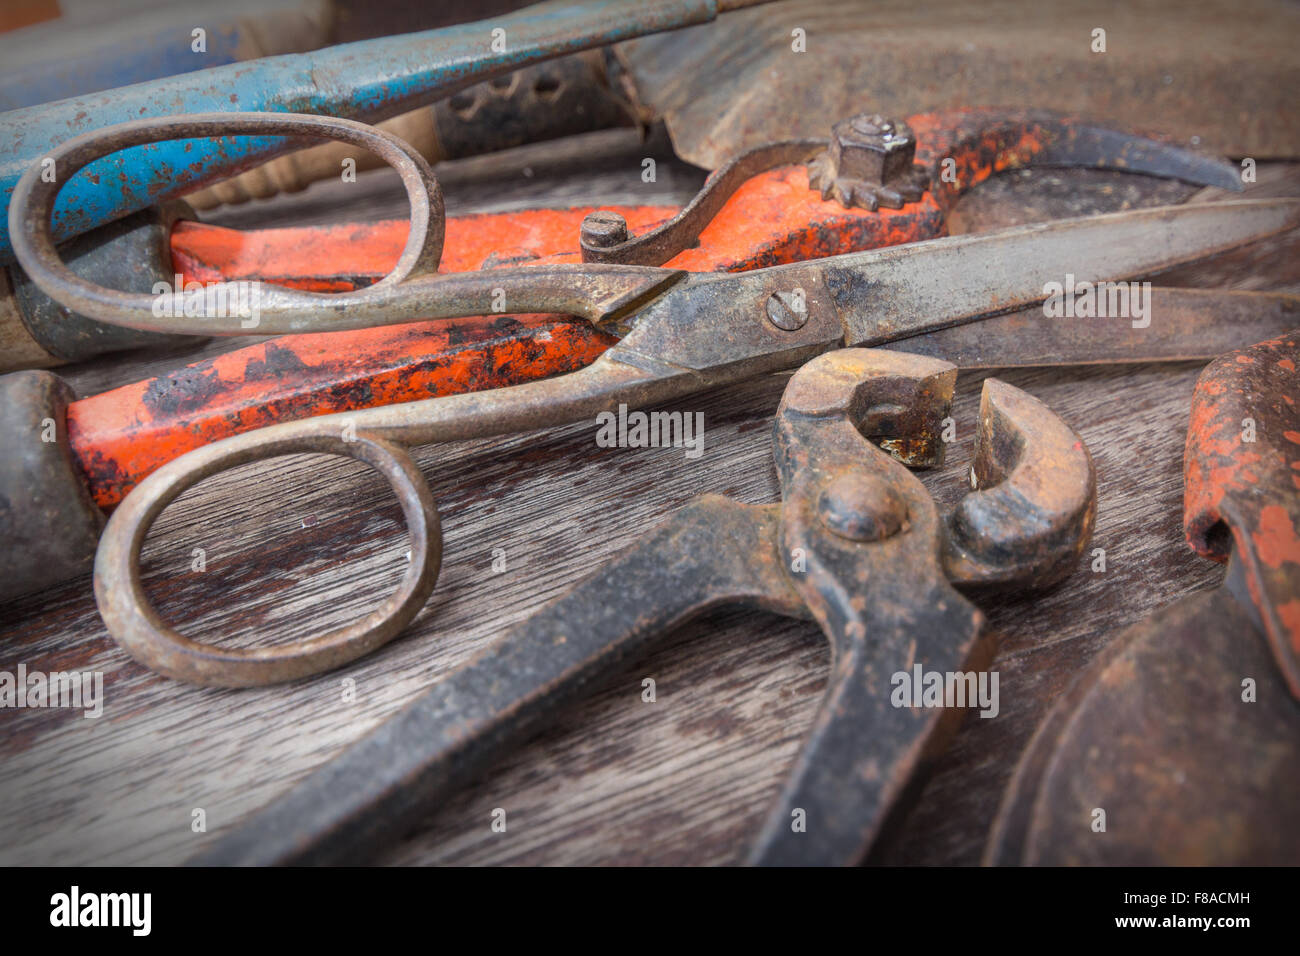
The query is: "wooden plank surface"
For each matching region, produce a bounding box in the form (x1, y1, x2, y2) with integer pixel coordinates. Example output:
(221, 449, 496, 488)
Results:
(0, 128, 1294, 866)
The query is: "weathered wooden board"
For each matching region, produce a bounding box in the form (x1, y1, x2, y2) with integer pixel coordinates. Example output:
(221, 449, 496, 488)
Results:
(0, 128, 1293, 866)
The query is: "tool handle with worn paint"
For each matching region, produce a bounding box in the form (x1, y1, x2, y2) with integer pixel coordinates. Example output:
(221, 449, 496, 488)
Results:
(0, 370, 105, 601)
(1183, 331, 1300, 698)
(0, 203, 204, 372)
(0, 0, 745, 263)
(57, 286, 1299, 517)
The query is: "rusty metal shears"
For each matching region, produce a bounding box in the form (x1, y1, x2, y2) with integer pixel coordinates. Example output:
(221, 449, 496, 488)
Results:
(12, 106, 1285, 524)
(9, 111, 1300, 687)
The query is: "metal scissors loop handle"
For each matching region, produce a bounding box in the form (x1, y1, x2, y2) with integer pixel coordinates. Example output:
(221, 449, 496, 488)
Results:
(94, 427, 443, 687)
(8, 112, 445, 332)
(93, 358, 662, 687)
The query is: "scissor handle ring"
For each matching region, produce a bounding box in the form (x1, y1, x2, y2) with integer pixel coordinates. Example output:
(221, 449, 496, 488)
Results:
(9, 112, 444, 330)
(93, 425, 443, 687)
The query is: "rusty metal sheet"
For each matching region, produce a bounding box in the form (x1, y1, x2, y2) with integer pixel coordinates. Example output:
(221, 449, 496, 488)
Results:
(618, 0, 1300, 169)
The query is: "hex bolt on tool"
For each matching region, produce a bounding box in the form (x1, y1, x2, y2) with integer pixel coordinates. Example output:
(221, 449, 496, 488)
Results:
(191, 347, 1096, 865)
(0, 106, 1250, 367)
(985, 331, 1300, 866)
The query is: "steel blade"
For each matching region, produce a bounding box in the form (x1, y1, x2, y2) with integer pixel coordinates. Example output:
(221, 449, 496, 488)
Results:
(886, 289, 1299, 367)
(818, 199, 1300, 346)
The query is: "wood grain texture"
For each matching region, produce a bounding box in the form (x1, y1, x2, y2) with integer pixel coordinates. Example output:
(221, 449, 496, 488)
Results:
(0, 135, 1294, 866)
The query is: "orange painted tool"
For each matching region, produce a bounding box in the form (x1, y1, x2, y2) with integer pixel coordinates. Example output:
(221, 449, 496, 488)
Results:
(52, 109, 1243, 509)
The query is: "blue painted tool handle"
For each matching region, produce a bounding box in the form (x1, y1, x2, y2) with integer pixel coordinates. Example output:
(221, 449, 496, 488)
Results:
(0, 0, 721, 264)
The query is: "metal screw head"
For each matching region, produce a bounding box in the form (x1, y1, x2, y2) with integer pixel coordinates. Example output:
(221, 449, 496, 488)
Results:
(829, 113, 916, 186)
(766, 290, 808, 331)
(580, 211, 629, 249)
(818, 471, 908, 542)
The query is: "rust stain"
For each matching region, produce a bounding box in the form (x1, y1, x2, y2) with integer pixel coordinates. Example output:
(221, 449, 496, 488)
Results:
(1279, 600, 1300, 655)
(1253, 504, 1300, 569)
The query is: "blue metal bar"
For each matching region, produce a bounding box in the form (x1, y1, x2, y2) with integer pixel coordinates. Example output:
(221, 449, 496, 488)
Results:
(0, 0, 722, 264)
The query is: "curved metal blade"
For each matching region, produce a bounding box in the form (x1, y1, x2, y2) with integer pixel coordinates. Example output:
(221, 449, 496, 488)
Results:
(612, 199, 1300, 379)
(886, 290, 1300, 367)
(827, 199, 1300, 347)
(1023, 118, 1241, 191)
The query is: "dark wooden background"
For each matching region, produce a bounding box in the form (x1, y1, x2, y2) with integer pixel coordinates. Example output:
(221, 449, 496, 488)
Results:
(0, 125, 1294, 865)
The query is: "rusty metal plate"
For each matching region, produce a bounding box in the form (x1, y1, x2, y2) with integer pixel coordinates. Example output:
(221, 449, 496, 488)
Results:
(618, 0, 1300, 169)
(985, 569, 1300, 866)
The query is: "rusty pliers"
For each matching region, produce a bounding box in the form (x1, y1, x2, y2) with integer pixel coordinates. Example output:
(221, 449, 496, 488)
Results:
(193, 346, 1095, 865)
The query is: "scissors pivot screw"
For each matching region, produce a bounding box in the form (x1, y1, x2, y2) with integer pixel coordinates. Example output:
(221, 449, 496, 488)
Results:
(579, 210, 630, 249)
(765, 290, 809, 330)
(818, 471, 908, 542)
(808, 112, 929, 210)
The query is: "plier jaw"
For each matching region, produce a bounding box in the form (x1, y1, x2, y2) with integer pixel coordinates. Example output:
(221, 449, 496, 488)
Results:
(753, 348, 1094, 863)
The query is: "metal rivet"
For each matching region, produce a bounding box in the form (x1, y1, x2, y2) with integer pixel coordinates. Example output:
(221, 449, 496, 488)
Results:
(766, 291, 808, 331)
(818, 472, 908, 542)
(580, 211, 629, 249)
